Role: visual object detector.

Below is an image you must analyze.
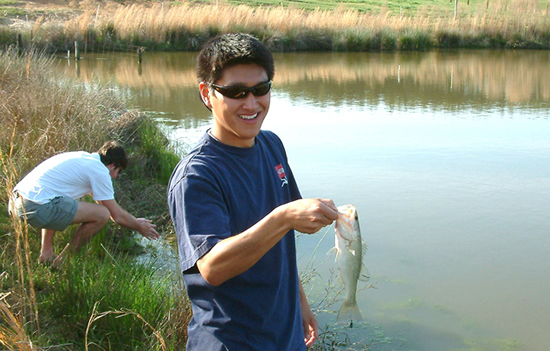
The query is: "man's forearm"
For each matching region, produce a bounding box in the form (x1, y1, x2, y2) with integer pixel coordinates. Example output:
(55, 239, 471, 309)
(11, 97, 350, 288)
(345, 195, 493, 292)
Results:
(197, 205, 292, 286)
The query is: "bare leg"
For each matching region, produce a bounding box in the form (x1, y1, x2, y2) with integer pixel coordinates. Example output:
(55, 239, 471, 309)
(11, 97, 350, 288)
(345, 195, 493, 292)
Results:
(40, 228, 57, 263)
(52, 201, 110, 268)
(71, 220, 108, 250)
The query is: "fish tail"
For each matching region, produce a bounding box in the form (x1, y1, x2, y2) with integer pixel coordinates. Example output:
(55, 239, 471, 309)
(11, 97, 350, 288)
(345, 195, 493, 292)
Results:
(337, 299, 363, 322)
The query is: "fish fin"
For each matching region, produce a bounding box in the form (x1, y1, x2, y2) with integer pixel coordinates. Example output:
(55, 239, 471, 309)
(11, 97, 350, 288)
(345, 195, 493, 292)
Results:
(326, 247, 337, 256)
(358, 240, 369, 281)
(359, 264, 370, 281)
(337, 300, 363, 323)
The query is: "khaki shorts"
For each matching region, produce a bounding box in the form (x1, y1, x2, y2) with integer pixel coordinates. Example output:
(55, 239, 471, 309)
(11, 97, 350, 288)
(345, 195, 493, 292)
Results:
(10, 195, 78, 232)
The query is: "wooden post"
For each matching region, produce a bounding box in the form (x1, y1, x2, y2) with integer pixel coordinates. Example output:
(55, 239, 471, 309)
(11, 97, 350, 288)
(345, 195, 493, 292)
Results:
(17, 33, 22, 55)
(137, 47, 143, 64)
(75, 41, 80, 60)
(454, 0, 458, 20)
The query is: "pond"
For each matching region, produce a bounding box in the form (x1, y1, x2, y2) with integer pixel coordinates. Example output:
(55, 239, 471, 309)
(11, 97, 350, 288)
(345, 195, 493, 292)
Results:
(56, 49, 550, 351)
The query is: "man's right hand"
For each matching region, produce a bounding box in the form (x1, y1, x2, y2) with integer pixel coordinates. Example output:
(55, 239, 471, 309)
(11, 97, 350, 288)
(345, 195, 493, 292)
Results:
(281, 198, 339, 234)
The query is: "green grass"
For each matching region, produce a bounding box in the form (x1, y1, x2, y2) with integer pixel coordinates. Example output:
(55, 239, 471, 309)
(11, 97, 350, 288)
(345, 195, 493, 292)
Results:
(40, 252, 188, 350)
(173, 0, 548, 15)
(191, 0, 452, 13)
(0, 0, 27, 18)
(0, 6, 26, 18)
(115, 115, 182, 185)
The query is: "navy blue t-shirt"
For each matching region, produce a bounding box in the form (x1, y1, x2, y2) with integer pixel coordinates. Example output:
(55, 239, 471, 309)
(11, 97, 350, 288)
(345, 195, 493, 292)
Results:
(168, 130, 305, 351)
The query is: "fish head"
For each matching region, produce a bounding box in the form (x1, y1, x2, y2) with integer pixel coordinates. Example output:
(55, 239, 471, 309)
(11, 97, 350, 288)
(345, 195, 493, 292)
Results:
(335, 204, 361, 242)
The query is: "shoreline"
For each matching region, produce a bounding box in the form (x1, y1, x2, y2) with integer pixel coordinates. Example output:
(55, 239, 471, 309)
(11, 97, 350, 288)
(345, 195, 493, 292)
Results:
(1, 1, 549, 52)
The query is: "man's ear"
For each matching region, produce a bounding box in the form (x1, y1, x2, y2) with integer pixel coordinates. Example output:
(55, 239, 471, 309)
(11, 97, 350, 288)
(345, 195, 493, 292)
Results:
(199, 82, 212, 111)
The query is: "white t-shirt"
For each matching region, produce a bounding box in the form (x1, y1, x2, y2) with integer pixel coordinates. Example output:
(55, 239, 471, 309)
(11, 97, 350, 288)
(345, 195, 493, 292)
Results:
(15, 151, 115, 204)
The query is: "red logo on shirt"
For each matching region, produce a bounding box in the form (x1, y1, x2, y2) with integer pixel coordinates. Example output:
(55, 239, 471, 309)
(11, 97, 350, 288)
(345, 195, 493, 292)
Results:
(275, 164, 288, 187)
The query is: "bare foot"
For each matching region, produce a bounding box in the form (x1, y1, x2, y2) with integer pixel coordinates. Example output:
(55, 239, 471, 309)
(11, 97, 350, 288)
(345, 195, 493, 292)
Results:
(39, 253, 57, 265)
(51, 255, 65, 270)
(51, 243, 71, 269)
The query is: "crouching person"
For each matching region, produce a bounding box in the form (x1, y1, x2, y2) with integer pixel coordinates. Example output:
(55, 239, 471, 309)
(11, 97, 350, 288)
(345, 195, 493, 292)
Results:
(9, 141, 160, 268)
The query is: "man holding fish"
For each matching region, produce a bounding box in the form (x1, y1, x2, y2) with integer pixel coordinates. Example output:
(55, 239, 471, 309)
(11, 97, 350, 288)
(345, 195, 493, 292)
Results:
(167, 33, 340, 350)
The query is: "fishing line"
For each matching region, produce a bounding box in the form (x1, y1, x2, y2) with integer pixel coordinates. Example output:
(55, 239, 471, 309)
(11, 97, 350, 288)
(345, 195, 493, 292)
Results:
(302, 222, 335, 274)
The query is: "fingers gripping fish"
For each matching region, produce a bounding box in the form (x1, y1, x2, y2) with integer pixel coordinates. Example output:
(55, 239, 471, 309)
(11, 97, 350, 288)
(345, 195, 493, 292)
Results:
(333, 204, 369, 322)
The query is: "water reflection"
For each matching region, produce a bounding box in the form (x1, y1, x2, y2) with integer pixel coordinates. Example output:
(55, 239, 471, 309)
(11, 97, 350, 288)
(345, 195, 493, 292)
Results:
(274, 50, 550, 110)
(57, 50, 550, 123)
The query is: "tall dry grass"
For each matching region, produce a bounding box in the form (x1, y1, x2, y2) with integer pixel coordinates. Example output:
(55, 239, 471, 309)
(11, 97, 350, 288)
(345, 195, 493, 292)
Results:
(49, 0, 549, 51)
(0, 301, 36, 351)
(7, 0, 545, 52)
(64, 0, 549, 34)
(0, 49, 124, 178)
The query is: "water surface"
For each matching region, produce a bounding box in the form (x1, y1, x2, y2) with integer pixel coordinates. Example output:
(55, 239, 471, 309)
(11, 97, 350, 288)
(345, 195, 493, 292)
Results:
(57, 49, 550, 351)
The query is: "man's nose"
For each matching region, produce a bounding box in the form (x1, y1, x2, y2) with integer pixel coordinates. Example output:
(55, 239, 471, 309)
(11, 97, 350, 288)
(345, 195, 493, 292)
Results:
(241, 92, 259, 109)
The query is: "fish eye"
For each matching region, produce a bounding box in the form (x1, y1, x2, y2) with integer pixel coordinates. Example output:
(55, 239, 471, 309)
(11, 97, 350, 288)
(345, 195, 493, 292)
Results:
(355, 213, 359, 220)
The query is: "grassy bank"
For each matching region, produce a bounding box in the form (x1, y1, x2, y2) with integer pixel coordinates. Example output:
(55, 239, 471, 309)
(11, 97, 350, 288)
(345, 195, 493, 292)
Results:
(1, 0, 550, 52)
(0, 49, 189, 350)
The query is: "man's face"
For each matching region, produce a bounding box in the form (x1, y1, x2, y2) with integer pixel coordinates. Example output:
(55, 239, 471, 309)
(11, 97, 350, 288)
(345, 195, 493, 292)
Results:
(106, 164, 120, 179)
(201, 63, 270, 148)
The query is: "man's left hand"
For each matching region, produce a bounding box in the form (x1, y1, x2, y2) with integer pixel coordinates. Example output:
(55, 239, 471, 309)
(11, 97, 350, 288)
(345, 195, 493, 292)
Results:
(137, 218, 160, 240)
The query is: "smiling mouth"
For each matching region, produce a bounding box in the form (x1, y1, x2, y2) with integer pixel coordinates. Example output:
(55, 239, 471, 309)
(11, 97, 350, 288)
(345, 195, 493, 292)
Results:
(239, 113, 258, 120)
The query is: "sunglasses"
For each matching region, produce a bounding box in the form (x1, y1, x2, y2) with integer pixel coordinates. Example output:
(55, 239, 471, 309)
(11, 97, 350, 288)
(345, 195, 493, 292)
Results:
(211, 80, 272, 99)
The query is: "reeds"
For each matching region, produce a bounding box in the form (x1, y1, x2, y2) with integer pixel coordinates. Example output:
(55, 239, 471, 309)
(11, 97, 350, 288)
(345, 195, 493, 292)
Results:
(14, 0, 545, 52)
(0, 49, 122, 174)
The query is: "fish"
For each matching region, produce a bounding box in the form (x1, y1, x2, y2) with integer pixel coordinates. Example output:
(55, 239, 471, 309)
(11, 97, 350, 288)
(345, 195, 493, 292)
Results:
(333, 204, 368, 322)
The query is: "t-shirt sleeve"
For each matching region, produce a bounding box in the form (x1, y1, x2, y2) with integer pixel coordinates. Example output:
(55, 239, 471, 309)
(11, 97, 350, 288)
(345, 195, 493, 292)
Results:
(168, 164, 231, 273)
(88, 164, 115, 201)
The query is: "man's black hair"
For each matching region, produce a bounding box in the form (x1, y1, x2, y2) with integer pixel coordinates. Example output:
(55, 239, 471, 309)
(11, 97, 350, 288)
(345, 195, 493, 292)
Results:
(98, 141, 128, 170)
(197, 33, 275, 85)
